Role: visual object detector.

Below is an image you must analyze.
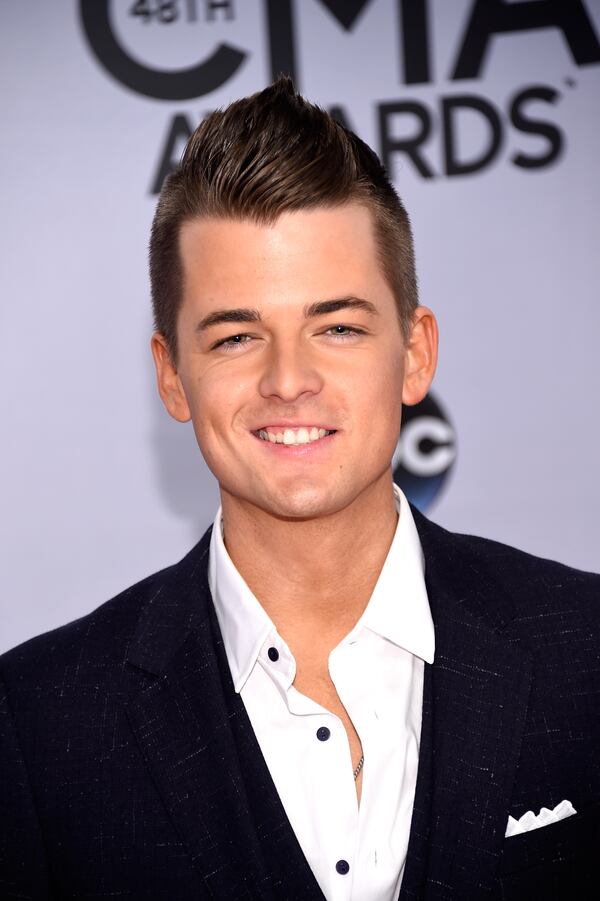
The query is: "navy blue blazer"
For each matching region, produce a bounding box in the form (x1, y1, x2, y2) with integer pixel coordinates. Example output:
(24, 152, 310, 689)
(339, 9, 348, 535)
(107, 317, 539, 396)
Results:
(1, 509, 599, 899)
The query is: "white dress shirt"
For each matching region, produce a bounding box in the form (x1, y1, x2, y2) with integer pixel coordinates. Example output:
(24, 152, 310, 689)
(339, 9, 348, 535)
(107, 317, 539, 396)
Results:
(208, 485, 434, 901)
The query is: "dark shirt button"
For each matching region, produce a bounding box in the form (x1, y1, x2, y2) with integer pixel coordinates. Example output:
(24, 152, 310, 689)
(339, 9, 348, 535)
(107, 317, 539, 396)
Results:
(267, 646, 279, 662)
(316, 726, 331, 742)
(336, 860, 350, 875)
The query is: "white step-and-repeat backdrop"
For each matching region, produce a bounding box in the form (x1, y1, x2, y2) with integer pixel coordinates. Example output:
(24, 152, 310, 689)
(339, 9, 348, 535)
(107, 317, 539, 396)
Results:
(2, 0, 599, 653)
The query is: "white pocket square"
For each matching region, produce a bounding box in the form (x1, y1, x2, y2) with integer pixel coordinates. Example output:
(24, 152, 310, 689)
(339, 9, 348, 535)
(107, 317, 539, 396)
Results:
(505, 800, 577, 837)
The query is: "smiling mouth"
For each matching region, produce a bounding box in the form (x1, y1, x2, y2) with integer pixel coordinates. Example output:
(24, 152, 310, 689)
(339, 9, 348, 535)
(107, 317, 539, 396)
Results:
(255, 427, 336, 446)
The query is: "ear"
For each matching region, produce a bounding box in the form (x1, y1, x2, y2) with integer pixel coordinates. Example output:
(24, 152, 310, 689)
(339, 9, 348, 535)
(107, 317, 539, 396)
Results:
(150, 333, 191, 423)
(401, 306, 439, 406)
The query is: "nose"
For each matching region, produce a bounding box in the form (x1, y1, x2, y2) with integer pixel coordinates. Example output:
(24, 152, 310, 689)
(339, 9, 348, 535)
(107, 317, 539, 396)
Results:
(258, 338, 324, 403)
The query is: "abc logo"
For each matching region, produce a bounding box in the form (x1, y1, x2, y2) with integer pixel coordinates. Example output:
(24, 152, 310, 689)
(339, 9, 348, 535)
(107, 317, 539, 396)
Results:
(393, 393, 456, 511)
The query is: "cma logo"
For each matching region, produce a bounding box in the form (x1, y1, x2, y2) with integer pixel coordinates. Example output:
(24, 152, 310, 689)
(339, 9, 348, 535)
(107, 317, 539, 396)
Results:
(79, 0, 600, 101)
(79, 0, 600, 188)
(393, 394, 456, 512)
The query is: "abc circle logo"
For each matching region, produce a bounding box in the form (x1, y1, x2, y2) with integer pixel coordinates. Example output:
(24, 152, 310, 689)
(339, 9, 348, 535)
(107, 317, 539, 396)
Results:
(393, 393, 456, 511)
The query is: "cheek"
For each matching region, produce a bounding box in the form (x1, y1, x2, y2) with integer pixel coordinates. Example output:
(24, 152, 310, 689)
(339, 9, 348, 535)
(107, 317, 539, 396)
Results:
(359, 355, 404, 445)
(358, 352, 404, 407)
(183, 367, 251, 445)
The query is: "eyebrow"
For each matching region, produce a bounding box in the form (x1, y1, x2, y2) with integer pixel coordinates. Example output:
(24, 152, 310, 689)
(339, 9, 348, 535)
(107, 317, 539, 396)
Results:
(195, 308, 261, 332)
(195, 296, 378, 332)
(305, 297, 379, 318)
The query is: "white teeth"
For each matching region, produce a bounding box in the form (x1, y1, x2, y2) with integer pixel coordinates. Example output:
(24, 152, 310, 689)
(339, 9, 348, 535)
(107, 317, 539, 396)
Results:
(257, 427, 333, 446)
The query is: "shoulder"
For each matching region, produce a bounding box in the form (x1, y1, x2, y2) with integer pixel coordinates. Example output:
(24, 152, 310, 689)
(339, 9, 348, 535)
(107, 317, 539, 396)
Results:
(413, 504, 599, 589)
(440, 519, 597, 590)
(412, 507, 599, 641)
(0, 529, 212, 696)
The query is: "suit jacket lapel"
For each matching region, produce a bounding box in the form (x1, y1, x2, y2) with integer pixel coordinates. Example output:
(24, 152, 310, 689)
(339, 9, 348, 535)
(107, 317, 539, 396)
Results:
(403, 510, 533, 899)
(124, 531, 323, 900)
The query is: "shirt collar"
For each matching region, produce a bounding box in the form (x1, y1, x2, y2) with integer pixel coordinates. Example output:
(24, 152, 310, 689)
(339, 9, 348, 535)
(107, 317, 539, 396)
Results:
(208, 513, 274, 692)
(351, 485, 435, 664)
(208, 484, 434, 694)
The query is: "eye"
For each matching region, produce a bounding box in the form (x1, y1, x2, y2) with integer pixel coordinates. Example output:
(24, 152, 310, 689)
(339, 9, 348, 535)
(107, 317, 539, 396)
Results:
(211, 333, 253, 352)
(324, 324, 366, 340)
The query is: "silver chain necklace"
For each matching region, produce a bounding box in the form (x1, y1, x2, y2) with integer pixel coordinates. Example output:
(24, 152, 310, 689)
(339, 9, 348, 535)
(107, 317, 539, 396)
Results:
(353, 754, 364, 781)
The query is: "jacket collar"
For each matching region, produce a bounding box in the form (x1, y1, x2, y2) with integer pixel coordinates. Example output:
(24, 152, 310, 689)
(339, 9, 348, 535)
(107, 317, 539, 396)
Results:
(126, 531, 213, 676)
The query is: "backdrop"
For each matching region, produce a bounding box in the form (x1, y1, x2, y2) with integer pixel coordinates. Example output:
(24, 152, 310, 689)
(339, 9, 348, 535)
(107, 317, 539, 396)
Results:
(2, 0, 599, 654)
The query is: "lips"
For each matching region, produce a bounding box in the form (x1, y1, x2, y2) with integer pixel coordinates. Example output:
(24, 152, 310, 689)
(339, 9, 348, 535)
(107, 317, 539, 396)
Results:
(255, 426, 336, 446)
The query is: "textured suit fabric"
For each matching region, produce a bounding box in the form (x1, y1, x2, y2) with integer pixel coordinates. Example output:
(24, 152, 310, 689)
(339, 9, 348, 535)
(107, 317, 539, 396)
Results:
(1, 509, 598, 900)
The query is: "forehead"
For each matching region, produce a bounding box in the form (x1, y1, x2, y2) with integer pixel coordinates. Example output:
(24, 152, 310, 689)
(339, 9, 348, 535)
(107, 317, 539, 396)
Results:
(178, 203, 391, 310)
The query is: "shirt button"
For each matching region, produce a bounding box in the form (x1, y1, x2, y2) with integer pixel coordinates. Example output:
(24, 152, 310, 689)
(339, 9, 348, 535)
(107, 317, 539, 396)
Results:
(316, 726, 331, 742)
(336, 860, 350, 875)
(267, 647, 279, 662)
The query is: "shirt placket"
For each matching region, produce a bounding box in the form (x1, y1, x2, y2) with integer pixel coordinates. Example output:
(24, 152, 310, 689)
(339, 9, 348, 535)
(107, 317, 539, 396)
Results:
(330, 635, 385, 899)
(260, 634, 360, 900)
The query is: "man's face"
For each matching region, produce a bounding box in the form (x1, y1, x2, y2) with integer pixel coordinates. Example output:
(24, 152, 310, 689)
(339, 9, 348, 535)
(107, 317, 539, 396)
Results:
(154, 203, 435, 521)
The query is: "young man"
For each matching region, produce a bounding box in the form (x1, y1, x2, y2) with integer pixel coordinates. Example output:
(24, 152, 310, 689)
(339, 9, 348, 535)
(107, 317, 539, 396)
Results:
(1, 78, 598, 900)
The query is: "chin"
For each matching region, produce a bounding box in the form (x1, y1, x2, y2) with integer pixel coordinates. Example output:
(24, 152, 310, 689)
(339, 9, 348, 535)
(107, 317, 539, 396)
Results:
(255, 482, 355, 522)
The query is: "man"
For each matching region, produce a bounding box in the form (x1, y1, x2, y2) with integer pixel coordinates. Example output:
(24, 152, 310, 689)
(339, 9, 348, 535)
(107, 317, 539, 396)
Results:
(1, 77, 598, 900)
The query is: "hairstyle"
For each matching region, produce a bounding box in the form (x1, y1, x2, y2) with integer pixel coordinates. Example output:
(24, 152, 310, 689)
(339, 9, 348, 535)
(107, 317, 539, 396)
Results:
(149, 76, 418, 362)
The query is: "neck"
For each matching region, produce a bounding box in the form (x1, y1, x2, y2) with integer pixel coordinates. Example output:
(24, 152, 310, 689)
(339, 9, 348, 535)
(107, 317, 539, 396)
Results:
(220, 473, 398, 652)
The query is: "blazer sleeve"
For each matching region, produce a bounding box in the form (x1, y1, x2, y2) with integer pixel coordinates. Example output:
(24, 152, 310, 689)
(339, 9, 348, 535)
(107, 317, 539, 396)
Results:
(0, 669, 55, 900)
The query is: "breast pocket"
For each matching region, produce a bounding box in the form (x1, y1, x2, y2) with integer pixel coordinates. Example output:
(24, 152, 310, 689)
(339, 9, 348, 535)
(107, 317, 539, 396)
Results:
(496, 801, 600, 901)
